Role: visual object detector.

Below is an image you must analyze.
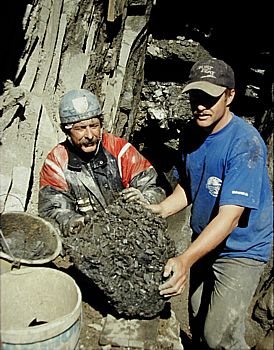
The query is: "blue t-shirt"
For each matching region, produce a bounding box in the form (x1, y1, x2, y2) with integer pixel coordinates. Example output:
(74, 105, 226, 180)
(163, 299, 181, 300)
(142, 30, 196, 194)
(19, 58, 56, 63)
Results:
(178, 114, 273, 262)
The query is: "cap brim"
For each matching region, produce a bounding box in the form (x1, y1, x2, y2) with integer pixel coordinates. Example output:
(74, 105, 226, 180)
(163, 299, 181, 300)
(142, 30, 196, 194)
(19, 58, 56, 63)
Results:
(182, 81, 226, 97)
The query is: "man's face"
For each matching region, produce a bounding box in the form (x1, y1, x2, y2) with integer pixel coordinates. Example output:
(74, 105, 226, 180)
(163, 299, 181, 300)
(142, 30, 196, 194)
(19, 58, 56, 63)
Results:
(189, 89, 234, 133)
(69, 117, 102, 153)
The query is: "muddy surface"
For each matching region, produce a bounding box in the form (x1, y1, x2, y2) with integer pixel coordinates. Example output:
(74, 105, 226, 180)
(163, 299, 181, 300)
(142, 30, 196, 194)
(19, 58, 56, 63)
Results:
(0, 212, 58, 261)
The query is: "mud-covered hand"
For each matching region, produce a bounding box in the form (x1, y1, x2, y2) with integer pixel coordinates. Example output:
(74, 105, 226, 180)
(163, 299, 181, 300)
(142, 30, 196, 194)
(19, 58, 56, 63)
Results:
(120, 187, 148, 204)
(67, 214, 91, 235)
(159, 255, 189, 297)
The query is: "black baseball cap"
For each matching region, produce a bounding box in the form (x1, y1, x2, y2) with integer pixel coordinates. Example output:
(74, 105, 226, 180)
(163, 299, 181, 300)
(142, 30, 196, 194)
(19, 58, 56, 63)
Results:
(182, 58, 235, 97)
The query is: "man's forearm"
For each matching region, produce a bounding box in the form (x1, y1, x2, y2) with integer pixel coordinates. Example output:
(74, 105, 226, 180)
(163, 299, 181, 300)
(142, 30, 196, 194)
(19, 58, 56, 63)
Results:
(158, 184, 188, 218)
(181, 204, 245, 267)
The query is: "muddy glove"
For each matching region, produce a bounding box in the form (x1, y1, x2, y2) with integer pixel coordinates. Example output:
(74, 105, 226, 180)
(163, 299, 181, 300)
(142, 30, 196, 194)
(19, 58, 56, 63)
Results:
(66, 214, 91, 235)
(120, 188, 149, 204)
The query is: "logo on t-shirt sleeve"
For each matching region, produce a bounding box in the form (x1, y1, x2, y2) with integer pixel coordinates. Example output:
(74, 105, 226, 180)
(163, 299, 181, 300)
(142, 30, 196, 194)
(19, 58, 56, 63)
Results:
(231, 190, 249, 197)
(206, 176, 222, 197)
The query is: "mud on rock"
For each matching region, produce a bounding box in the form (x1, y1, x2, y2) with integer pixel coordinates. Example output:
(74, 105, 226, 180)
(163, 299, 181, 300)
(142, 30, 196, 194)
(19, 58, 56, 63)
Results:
(62, 197, 176, 319)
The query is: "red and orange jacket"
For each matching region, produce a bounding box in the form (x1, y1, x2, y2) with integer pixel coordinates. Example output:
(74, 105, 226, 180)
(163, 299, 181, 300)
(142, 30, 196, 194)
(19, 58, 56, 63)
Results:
(38, 132, 165, 230)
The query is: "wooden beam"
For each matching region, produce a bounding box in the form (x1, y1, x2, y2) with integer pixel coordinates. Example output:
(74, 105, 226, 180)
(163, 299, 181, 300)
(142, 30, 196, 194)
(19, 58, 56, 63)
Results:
(107, 0, 126, 22)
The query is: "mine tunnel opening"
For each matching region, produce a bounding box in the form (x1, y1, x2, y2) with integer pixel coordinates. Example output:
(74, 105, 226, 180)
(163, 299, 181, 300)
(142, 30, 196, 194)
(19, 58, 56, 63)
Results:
(0, 0, 30, 94)
(146, 0, 273, 116)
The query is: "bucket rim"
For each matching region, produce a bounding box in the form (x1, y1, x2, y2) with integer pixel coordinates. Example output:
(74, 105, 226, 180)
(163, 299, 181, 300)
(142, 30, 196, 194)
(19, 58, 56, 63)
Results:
(0, 267, 82, 344)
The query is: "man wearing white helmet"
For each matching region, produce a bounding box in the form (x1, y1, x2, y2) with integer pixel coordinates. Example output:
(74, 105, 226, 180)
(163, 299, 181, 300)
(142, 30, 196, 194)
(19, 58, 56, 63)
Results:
(38, 89, 165, 235)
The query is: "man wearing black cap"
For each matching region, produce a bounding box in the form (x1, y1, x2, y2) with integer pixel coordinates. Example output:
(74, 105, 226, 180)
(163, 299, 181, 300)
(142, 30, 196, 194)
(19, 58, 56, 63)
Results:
(148, 58, 273, 349)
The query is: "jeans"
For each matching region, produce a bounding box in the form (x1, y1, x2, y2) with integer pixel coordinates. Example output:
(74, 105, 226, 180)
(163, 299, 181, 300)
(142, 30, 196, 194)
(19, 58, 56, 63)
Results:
(189, 257, 265, 349)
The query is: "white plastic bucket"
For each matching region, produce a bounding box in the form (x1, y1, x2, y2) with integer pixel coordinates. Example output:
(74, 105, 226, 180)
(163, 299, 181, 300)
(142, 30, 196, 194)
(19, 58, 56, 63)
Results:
(0, 267, 82, 349)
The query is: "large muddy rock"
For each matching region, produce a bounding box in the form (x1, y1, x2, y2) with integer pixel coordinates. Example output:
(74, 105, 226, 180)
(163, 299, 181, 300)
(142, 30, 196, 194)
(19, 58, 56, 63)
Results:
(63, 197, 176, 319)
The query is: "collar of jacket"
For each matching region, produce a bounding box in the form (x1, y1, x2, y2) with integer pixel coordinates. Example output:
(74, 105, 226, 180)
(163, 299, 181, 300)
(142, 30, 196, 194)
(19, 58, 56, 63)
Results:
(65, 139, 107, 171)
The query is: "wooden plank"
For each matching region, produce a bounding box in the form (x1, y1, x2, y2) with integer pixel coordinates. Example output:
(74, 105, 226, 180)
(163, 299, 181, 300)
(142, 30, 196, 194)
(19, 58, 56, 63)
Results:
(44, 13, 67, 93)
(102, 15, 146, 131)
(33, 0, 63, 94)
(58, 52, 89, 92)
(27, 103, 62, 213)
(107, 0, 125, 22)
(15, 4, 46, 80)
(84, 7, 96, 54)
(0, 95, 42, 212)
(19, 40, 40, 91)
